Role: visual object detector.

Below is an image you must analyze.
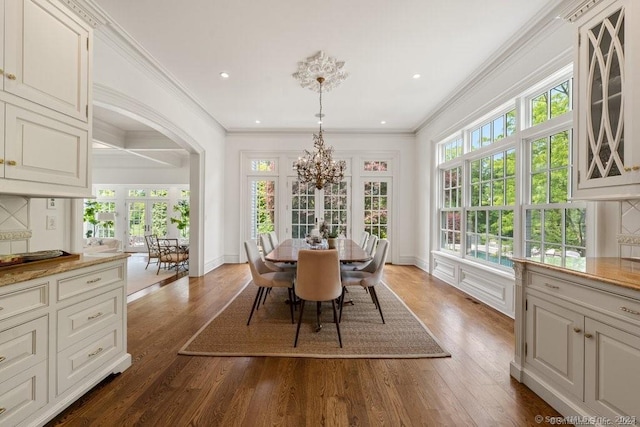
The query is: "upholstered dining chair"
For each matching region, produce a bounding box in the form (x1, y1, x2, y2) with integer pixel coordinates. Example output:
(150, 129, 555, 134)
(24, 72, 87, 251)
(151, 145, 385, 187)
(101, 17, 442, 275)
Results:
(340, 239, 389, 324)
(157, 238, 189, 275)
(245, 240, 296, 325)
(359, 231, 370, 249)
(268, 231, 279, 248)
(260, 233, 295, 272)
(342, 234, 378, 272)
(294, 249, 343, 348)
(144, 234, 160, 269)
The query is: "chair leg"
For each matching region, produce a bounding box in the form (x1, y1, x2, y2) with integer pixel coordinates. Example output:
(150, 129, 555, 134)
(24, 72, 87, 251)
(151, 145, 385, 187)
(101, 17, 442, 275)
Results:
(294, 300, 306, 347)
(369, 286, 385, 324)
(247, 287, 263, 325)
(288, 288, 295, 324)
(339, 287, 345, 323)
(331, 299, 343, 348)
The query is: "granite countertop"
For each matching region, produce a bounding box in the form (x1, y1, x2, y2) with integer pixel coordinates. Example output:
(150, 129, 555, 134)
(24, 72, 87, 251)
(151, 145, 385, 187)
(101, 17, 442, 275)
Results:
(513, 257, 640, 292)
(0, 252, 130, 288)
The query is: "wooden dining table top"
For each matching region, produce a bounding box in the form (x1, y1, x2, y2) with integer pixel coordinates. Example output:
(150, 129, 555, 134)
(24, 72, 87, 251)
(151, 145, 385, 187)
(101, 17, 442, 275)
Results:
(265, 238, 371, 263)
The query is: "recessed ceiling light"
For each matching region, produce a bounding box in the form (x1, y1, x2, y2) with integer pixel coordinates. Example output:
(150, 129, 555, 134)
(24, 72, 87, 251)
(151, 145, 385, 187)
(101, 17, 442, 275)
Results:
(412, 74, 421, 79)
(220, 72, 230, 79)
(255, 120, 261, 124)
(380, 121, 387, 125)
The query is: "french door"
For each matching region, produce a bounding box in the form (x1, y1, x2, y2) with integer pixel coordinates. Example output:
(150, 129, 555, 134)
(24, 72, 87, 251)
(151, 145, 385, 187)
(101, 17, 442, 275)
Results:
(287, 178, 351, 239)
(125, 200, 168, 252)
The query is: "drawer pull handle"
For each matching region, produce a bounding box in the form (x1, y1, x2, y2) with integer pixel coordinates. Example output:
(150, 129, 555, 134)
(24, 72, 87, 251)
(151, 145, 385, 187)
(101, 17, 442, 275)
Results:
(544, 283, 560, 290)
(6, 73, 16, 80)
(0, 407, 5, 415)
(0, 356, 5, 363)
(6, 160, 16, 166)
(86, 277, 102, 284)
(573, 327, 582, 333)
(88, 347, 103, 357)
(584, 333, 593, 339)
(619, 306, 640, 316)
(88, 312, 103, 320)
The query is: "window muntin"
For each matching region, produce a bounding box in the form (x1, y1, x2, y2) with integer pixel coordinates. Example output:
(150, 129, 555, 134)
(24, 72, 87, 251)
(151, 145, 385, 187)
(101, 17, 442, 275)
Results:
(440, 167, 462, 253)
(363, 161, 389, 171)
(442, 138, 463, 162)
(530, 131, 570, 204)
(150, 189, 168, 198)
(530, 79, 571, 126)
(364, 180, 388, 238)
(470, 109, 516, 151)
(466, 209, 514, 267)
(470, 149, 516, 207)
(250, 179, 276, 246)
(128, 189, 146, 197)
(291, 181, 315, 238)
(97, 189, 115, 198)
(250, 160, 276, 172)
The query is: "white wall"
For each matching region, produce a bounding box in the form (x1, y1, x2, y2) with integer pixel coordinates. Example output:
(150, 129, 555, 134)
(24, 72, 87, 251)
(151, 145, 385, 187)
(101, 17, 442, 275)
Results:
(89, 28, 226, 275)
(224, 132, 416, 264)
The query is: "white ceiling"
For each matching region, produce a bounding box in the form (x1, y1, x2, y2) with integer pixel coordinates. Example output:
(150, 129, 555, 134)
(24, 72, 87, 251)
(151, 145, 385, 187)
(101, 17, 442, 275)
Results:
(91, 0, 562, 133)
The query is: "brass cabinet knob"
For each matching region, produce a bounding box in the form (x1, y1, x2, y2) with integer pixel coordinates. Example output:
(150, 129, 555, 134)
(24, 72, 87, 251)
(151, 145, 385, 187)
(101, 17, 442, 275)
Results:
(573, 327, 582, 333)
(0, 68, 3, 75)
(7, 160, 17, 166)
(6, 73, 16, 80)
(0, 159, 4, 164)
(624, 167, 632, 172)
(633, 166, 640, 171)
(584, 333, 593, 339)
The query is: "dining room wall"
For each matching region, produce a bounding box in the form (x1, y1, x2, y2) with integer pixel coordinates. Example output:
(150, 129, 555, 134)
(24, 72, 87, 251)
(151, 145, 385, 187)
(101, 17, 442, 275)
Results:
(224, 132, 416, 265)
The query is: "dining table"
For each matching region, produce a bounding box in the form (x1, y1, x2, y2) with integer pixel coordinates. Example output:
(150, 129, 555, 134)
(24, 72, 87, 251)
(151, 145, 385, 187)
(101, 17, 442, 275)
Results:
(264, 238, 371, 263)
(265, 238, 372, 332)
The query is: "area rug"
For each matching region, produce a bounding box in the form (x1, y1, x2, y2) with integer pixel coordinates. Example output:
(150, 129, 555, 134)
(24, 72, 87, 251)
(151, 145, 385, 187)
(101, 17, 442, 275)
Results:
(179, 281, 450, 358)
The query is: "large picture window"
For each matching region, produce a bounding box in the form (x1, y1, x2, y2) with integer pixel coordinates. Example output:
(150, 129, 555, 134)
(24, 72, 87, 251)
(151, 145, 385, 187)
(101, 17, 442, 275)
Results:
(437, 75, 584, 269)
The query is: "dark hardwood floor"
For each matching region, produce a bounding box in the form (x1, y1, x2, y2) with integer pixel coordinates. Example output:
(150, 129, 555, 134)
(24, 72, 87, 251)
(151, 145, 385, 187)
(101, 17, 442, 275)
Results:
(47, 264, 559, 426)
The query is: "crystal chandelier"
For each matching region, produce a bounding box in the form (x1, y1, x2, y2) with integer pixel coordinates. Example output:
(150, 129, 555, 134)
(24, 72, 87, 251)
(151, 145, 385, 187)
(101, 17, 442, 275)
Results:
(293, 76, 346, 190)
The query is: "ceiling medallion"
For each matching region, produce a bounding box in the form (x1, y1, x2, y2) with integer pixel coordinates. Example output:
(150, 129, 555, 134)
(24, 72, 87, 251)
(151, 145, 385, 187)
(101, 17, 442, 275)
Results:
(292, 51, 348, 92)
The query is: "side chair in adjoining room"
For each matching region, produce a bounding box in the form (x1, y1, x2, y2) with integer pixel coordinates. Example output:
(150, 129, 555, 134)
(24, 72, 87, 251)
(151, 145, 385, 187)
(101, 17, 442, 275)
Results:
(341, 239, 389, 324)
(294, 249, 343, 348)
(244, 240, 296, 325)
(144, 234, 160, 269)
(157, 238, 189, 275)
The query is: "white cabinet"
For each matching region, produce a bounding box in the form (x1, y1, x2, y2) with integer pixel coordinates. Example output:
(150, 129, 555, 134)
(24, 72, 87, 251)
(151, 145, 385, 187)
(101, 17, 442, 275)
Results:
(512, 262, 640, 424)
(0, 257, 131, 427)
(571, 0, 640, 199)
(0, 0, 92, 198)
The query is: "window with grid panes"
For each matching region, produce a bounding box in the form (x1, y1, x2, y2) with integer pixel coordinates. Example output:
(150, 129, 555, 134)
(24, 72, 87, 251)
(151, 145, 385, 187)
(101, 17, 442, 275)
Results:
(440, 166, 462, 252)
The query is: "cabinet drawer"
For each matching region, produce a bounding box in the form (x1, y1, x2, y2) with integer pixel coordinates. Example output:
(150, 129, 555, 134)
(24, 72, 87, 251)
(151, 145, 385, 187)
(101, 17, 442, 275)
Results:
(57, 323, 122, 395)
(0, 282, 48, 322)
(0, 360, 48, 426)
(58, 289, 121, 350)
(58, 264, 124, 301)
(0, 316, 47, 384)
(529, 271, 640, 325)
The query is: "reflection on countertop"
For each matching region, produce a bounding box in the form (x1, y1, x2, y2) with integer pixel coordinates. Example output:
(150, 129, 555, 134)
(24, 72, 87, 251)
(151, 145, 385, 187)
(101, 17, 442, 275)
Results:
(0, 252, 130, 287)
(512, 257, 640, 292)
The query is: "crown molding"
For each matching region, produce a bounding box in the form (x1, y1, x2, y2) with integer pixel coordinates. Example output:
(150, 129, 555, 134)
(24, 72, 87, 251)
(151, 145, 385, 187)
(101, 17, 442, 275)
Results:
(414, 0, 576, 133)
(59, 0, 108, 27)
(561, 0, 602, 22)
(74, 0, 226, 134)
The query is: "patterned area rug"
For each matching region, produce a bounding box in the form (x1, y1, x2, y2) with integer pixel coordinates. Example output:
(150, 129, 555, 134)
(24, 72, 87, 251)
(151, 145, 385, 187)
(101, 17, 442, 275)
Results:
(179, 281, 450, 358)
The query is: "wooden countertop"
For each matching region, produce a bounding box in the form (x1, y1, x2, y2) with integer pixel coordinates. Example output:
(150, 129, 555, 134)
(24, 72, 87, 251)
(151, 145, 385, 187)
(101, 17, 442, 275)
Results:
(513, 257, 640, 292)
(0, 252, 130, 288)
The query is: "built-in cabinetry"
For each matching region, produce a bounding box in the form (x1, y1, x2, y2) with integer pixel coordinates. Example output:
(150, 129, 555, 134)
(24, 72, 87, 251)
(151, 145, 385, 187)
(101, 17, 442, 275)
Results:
(511, 259, 640, 424)
(570, 0, 640, 199)
(0, 0, 92, 197)
(0, 256, 131, 426)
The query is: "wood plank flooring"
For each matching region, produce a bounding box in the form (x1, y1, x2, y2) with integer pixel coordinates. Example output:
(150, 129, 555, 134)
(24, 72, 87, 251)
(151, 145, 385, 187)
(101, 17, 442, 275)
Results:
(47, 264, 559, 426)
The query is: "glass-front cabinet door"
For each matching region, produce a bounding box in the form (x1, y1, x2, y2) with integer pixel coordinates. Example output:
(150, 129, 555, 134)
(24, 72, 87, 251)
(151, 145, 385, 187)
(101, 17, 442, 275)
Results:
(573, 0, 640, 199)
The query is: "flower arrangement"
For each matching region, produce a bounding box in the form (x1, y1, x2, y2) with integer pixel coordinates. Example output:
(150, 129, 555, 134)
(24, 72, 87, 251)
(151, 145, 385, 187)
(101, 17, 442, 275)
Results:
(319, 221, 342, 239)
